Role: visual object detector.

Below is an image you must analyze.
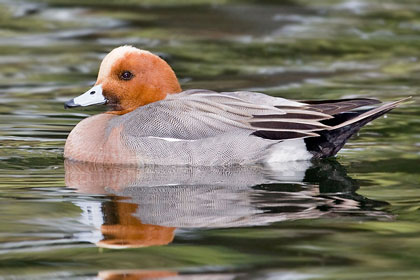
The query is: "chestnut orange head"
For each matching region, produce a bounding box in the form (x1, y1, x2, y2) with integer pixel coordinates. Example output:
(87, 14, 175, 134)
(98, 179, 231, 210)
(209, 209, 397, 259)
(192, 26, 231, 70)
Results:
(64, 46, 182, 115)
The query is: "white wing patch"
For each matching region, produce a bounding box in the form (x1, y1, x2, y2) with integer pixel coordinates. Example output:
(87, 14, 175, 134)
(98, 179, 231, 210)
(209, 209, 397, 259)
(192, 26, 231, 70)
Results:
(147, 136, 197, 142)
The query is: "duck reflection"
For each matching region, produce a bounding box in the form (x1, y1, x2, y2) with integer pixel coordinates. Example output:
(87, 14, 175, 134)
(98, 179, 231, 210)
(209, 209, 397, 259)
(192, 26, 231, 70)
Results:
(65, 160, 388, 249)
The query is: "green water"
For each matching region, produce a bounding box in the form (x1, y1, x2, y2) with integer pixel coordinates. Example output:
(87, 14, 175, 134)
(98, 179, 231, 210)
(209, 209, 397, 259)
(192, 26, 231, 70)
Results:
(0, 0, 419, 279)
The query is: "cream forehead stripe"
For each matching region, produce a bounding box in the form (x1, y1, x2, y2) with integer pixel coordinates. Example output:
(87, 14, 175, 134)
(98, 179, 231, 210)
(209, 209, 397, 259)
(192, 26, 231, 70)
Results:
(97, 46, 153, 81)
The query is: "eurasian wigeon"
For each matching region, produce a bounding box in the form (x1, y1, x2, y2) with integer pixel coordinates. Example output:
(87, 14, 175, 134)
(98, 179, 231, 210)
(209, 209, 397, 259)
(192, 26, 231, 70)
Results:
(64, 46, 408, 166)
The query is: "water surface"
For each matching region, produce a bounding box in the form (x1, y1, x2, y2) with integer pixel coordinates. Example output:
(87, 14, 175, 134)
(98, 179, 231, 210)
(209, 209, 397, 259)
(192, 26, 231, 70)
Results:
(0, 0, 419, 279)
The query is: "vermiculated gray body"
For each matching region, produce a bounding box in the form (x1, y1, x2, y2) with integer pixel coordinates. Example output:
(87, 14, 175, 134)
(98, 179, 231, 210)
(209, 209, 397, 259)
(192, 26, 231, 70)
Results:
(100, 89, 405, 166)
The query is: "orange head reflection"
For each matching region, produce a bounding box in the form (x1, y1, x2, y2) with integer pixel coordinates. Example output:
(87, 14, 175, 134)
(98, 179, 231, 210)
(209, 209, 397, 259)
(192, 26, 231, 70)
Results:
(97, 200, 175, 249)
(98, 270, 177, 280)
(65, 160, 175, 249)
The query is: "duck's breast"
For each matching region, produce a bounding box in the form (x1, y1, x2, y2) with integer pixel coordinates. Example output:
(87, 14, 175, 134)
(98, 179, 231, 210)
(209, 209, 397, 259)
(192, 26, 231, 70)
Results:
(64, 113, 138, 165)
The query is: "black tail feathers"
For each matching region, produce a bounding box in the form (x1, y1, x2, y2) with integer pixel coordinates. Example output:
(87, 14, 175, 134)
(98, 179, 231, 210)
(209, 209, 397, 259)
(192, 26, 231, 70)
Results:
(304, 98, 409, 158)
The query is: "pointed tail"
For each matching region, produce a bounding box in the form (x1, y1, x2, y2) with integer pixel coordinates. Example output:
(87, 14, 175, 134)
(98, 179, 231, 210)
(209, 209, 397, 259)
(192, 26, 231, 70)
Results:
(304, 97, 410, 158)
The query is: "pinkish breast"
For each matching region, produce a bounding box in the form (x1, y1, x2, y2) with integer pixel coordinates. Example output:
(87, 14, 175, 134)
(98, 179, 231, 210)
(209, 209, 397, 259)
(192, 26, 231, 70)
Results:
(64, 113, 139, 165)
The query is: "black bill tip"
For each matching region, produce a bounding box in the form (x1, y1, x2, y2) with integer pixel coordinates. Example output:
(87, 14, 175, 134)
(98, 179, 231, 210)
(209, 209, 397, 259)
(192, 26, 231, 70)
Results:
(64, 99, 79, 109)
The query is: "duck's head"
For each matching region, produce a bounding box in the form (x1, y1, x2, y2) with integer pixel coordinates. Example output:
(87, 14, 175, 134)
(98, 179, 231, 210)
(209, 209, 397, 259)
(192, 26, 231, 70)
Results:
(64, 46, 182, 115)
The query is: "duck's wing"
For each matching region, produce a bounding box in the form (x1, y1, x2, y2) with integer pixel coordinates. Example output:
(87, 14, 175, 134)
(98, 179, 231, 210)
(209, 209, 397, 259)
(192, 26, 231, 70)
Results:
(119, 89, 407, 150)
(119, 90, 333, 141)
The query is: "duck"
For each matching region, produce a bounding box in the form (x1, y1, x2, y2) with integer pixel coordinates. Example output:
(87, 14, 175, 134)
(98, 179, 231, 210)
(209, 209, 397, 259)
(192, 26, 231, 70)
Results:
(64, 45, 408, 166)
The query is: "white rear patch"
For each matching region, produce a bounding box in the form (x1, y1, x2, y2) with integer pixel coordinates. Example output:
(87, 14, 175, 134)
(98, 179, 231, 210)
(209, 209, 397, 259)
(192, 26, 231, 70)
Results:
(265, 139, 312, 164)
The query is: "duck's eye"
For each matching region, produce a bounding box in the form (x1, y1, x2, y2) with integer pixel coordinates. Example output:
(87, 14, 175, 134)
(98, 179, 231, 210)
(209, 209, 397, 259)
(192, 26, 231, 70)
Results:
(120, 71, 134, 81)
